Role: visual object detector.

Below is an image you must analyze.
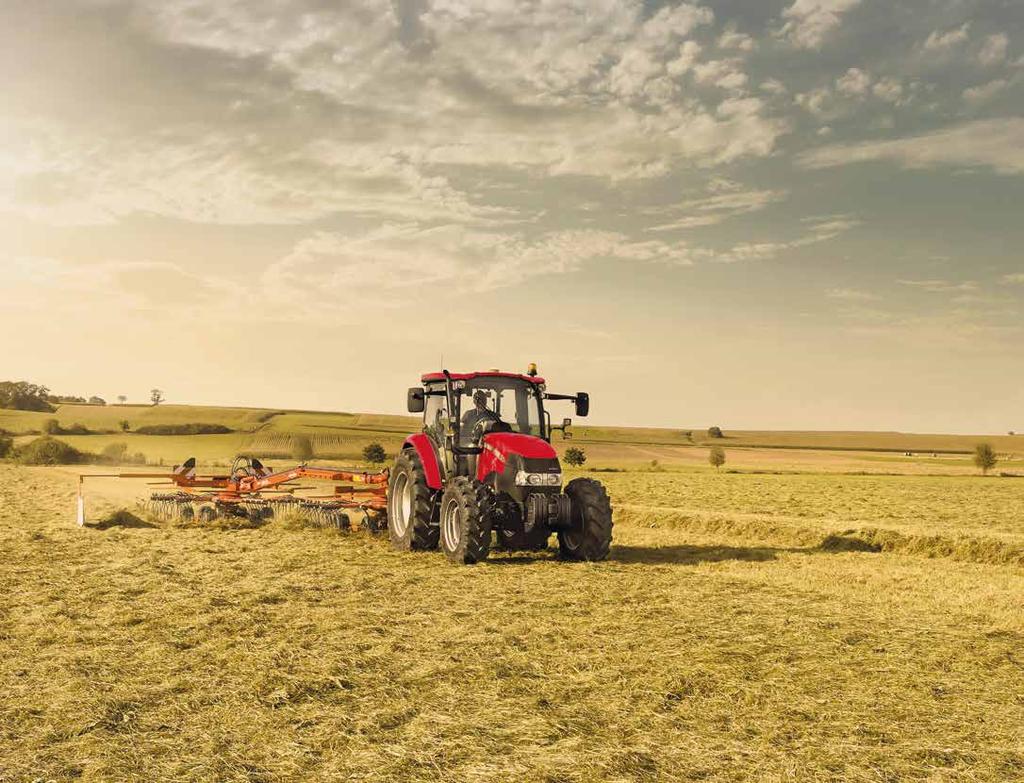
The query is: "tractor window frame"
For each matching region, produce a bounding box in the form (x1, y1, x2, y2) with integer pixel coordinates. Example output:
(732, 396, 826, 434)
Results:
(422, 383, 449, 444)
(455, 377, 546, 443)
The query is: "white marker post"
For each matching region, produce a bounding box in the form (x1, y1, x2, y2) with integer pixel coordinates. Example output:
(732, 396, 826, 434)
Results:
(76, 476, 86, 526)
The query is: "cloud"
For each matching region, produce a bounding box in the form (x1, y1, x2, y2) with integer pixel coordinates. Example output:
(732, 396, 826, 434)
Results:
(963, 79, 1009, 105)
(871, 77, 903, 103)
(796, 119, 1024, 175)
(836, 68, 871, 96)
(264, 223, 700, 309)
(826, 287, 878, 301)
(717, 25, 755, 52)
(898, 279, 978, 293)
(778, 0, 862, 49)
(924, 23, 970, 51)
(0, 0, 799, 229)
(978, 33, 1008, 66)
(706, 214, 859, 263)
(647, 180, 786, 231)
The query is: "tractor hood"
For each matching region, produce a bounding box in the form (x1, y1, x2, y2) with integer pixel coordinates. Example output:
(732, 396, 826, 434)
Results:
(482, 432, 557, 460)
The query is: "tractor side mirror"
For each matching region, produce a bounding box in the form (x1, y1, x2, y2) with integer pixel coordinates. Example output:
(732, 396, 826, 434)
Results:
(407, 387, 425, 413)
(574, 392, 590, 417)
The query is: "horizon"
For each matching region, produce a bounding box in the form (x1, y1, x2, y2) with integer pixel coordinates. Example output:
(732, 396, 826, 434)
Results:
(20, 387, 1022, 438)
(2, 1, 1022, 434)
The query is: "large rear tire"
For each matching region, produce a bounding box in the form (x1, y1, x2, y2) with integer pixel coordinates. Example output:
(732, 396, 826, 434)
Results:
(439, 477, 492, 564)
(388, 449, 439, 551)
(558, 478, 613, 561)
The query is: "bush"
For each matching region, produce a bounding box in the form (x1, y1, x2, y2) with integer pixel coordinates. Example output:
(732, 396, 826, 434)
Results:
(291, 434, 314, 462)
(134, 423, 232, 435)
(119, 420, 131, 432)
(974, 443, 998, 475)
(362, 443, 387, 464)
(41, 419, 91, 436)
(564, 447, 587, 467)
(709, 445, 726, 470)
(101, 442, 129, 462)
(0, 430, 12, 458)
(707, 426, 724, 439)
(14, 436, 84, 465)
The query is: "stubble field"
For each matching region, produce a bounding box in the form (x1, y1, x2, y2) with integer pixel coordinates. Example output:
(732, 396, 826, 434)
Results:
(1, 455, 1023, 782)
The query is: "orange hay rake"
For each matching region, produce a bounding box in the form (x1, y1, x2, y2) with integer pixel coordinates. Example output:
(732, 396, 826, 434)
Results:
(78, 456, 388, 531)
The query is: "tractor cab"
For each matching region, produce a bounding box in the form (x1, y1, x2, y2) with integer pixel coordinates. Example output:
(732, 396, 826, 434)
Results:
(391, 366, 611, 565)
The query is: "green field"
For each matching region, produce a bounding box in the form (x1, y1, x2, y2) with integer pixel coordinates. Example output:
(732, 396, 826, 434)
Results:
(2, 402, 1021, 473)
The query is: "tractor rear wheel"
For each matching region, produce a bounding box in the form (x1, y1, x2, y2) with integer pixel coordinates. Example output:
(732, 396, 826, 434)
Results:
(558, 478, 613, 561)
(388, 449, 439, 551)
(439, 477, 492, 565)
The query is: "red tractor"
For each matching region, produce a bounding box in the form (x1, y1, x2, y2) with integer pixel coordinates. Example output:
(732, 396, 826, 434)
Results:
(387, 366, 613, 564)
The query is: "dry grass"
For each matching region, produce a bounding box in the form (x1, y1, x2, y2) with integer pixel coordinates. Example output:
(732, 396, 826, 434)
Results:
(1, 464, 1023, 782)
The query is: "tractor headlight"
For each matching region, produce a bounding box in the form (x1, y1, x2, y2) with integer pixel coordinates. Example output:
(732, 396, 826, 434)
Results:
(515, 470, 561, 487)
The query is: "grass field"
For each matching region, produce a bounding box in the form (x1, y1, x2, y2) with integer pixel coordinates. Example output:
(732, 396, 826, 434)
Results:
(2, 447, 1023, 782)
(3, 402, 1022, 471)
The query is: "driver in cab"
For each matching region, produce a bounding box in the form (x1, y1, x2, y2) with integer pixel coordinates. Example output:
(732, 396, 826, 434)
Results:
(461, 389, 498, 440)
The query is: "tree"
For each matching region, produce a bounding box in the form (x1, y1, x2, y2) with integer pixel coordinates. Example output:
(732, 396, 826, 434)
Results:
(709, 445, 726, 471)
(564, 447, 587, 467)
(150, 389, 164, 406)
(0, 430, 12, 459)
(117, 395, 127, 405)
(0, 381, 54, 412)
(974, 443, 997, 476)
(291, 434, 314, 462)
(362, 443, 387, 464)
(707, 426, 724, 439)
(88, 396, 106, 405)
(119, 420, 131, 432)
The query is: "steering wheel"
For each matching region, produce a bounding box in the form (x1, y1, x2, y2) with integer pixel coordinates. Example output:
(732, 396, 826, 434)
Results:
(472, 412, 509, 442)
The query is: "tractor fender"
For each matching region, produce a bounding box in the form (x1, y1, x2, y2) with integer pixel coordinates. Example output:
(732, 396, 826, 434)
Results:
(403, 434, 444, 490)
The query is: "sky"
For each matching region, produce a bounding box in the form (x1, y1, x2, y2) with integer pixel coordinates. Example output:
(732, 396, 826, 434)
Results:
(1, 0, 1022, 433)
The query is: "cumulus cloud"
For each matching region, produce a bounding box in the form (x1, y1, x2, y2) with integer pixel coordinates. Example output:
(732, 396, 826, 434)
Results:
(978, 33, 1009, 66)
(796, 119, 1024, 174)
(778, 0, 862, 49)
(836, 68, 871, 96)
(963, 79, 1009, 105)
(924, 23, 970, 51)
(871, 77, 904, 103)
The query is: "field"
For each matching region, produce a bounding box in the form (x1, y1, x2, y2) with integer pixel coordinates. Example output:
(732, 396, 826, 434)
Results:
(2, 406, 1024, 783)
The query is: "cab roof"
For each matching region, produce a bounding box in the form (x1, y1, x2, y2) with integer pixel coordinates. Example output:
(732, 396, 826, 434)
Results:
(421, 371, 545, 385)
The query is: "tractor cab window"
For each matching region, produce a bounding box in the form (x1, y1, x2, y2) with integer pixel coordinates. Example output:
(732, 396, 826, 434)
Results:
(458, 378, 543, 444)
(423, 383, 449, 443)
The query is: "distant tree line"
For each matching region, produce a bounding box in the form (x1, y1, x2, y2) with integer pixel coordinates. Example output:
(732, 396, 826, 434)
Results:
(0, 380, 114, 411)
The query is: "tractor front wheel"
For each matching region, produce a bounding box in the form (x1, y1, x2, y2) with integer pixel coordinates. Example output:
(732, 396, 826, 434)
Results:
(439, 477, 492, 564)
(558, 478, 613, 561)
(388, 449, 439, 551)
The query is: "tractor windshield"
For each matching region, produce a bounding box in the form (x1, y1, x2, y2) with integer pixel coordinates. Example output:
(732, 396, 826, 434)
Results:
(458, 378, 544, 444)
